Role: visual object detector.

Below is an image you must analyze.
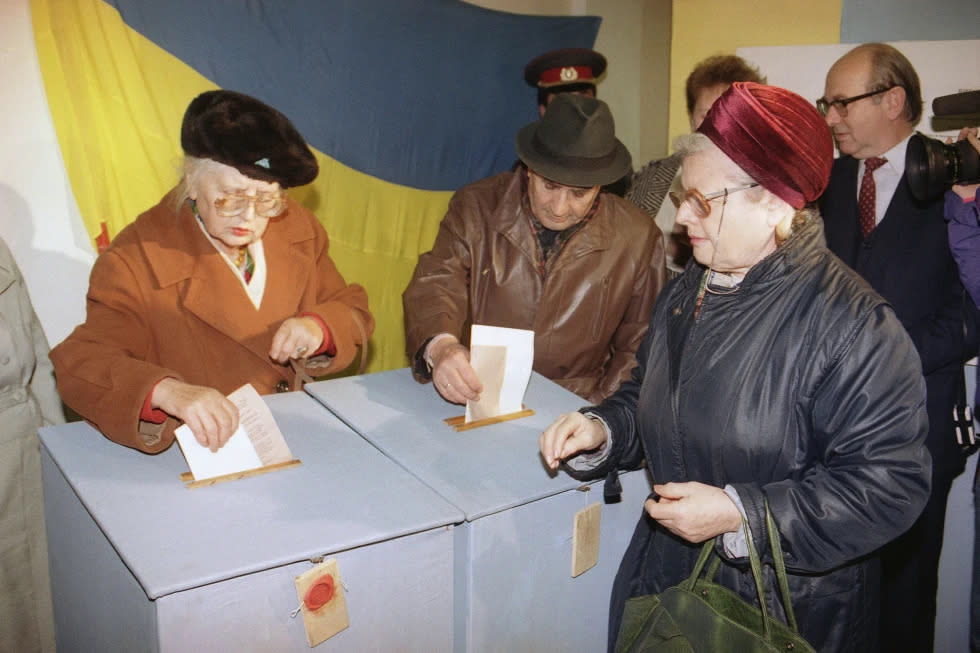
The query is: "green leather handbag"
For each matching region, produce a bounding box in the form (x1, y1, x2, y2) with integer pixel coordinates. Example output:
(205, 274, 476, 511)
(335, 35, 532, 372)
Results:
(614, 501, 815, 653)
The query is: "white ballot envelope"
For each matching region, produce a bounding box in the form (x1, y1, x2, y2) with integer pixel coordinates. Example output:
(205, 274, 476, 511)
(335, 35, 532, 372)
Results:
(175, 383, 293, 481)
(465, 325, 533, 423)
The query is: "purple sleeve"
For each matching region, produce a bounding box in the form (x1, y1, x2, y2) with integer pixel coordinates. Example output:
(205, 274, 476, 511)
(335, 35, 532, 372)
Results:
(946, 189, 980, 307)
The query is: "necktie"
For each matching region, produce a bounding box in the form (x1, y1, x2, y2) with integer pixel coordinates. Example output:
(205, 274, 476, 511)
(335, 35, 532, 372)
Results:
(859, 156, 887, 237)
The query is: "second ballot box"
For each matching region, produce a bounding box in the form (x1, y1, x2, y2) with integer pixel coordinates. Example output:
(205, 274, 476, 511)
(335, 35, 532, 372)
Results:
(305, 368, 652, 652)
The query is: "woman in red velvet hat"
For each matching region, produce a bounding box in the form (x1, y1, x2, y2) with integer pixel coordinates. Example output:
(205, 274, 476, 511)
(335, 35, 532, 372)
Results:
(540, 82, 931, 652)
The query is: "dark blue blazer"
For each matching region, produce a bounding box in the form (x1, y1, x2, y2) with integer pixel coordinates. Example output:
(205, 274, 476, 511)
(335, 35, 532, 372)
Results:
(819, 155, 965, 474)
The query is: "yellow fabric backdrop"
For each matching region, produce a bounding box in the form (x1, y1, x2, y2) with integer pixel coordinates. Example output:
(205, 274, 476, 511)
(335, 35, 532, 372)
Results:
(668, 1, 842, 143)
(31, 0, 453, 373)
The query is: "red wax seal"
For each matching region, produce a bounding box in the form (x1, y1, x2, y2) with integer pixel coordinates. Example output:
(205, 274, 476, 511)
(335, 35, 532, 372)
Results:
(303, 574, 335, 611)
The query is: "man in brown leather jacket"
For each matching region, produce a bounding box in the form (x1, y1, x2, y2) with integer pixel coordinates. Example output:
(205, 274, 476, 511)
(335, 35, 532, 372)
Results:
(403, 94, 666, 404)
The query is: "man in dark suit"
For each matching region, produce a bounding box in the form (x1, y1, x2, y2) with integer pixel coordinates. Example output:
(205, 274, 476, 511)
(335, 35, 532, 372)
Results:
(817, 42, 966, 653)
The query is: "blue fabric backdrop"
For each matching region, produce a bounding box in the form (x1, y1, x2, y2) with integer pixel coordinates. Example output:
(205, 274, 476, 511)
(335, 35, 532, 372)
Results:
(106, 0, 601, 190)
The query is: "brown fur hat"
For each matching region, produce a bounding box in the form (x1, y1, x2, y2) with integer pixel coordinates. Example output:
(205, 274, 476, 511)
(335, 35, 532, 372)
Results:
(180, 90, 318, 188)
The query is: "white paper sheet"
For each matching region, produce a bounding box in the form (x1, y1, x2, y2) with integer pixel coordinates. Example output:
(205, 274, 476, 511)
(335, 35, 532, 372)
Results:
(175, 383, 293, 481)
(465, 325, 533, 422)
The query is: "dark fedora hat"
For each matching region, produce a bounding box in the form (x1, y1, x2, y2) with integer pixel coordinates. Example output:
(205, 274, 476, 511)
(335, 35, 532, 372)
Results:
(181, 89, 318, 188)
(515, 94, 631, 188)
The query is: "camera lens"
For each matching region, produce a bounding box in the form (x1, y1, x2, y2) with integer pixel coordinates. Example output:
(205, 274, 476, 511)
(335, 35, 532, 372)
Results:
(906, 133, 980, 201)
(951, 138, 980, 186)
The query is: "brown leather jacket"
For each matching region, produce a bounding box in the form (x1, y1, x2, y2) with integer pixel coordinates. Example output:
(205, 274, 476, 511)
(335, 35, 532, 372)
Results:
(403, 170, 666, 403)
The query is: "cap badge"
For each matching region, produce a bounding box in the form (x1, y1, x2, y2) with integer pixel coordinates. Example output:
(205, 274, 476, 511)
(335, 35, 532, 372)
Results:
(560, 66, 579, 82)
(255, 157, 271, 169)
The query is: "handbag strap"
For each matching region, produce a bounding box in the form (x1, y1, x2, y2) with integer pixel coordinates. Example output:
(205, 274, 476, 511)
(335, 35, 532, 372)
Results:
(764, 498, 800, 633)
(288, 308, 369, 391)
(685, 537, 720, 586)
(290, 359, 316, 391)
(685, 500, 806, 642)
(351, 310, 369, 375)
(686, 515, 773, 642)
(742, 510, 773, 641)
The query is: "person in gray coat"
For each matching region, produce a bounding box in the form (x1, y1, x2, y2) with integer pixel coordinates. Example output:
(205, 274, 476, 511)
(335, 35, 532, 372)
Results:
(0, 235, 64, 652)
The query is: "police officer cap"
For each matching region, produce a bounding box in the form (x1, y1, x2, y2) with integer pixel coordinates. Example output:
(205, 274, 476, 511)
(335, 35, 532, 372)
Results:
(523, 48, 607, 89)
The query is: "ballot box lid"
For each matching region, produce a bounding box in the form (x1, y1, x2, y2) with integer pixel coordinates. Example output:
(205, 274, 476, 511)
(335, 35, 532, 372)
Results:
(39, 391, 463, 599)
(305, 368, 593, 521)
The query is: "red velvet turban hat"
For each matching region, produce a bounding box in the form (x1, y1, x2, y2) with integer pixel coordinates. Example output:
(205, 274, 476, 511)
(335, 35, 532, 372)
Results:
(697, 82, 833, 209)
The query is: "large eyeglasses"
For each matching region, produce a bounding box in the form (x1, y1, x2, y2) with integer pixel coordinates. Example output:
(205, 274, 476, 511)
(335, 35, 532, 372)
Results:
(815, 86, 896, 117)
(213, 192, 285, 218)
(669, 183, 760, 219)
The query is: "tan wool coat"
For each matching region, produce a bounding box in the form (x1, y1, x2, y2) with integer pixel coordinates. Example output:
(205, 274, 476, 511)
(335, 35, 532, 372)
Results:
(51, 191, 373, 453)
(0, 237, 63, 652)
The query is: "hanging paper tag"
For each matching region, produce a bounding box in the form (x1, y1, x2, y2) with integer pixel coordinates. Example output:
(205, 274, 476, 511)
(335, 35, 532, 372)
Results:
(294, 558, 349, 646)
(571, 502, 601, 577)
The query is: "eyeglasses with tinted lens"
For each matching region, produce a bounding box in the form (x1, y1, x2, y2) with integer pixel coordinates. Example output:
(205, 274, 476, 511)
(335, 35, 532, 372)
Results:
(815, 86, 897, 117)
(669, 183, 760, 219)
(212, 192, 285, 218)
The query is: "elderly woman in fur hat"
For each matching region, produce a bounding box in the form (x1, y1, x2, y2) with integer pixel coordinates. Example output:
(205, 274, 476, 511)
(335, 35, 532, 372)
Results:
(540, 83, 931, 652)
(52, 90, 373, 454)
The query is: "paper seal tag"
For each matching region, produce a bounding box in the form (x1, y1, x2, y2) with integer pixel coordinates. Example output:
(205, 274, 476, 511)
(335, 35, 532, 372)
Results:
(294, 558, 349, 646)
(571, 502, 601, 577)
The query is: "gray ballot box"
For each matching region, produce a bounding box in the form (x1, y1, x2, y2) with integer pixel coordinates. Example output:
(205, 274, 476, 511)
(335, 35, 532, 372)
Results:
(304, 368, 653, 653)
(39, 391, 462, 652)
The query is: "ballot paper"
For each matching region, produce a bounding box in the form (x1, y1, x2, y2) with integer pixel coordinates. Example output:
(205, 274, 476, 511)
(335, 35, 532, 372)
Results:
(175, 383, 294, 481)
(465, 325, 533, 423)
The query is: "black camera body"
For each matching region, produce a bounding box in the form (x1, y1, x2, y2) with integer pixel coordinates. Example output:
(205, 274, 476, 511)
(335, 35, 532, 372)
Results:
(906, 133, 980, 201)
(905, 90, 980, 201)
